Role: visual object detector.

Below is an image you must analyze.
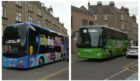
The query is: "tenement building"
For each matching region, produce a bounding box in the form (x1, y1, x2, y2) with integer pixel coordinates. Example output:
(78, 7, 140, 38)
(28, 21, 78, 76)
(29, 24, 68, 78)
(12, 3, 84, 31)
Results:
(71, 6, 94, 54)
(88, 1, 138, 43)
(2, 1, 67, 35)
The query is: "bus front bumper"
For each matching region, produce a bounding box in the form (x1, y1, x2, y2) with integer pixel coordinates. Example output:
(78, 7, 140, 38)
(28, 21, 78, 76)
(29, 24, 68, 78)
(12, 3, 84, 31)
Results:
(2, 56, 29, 69)
(77, 48, 108, 59)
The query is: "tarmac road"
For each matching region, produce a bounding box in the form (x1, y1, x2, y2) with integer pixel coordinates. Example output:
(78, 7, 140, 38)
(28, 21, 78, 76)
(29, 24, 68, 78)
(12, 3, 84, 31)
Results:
(2, 61, 69, 80)
(72, 55, 138, 80)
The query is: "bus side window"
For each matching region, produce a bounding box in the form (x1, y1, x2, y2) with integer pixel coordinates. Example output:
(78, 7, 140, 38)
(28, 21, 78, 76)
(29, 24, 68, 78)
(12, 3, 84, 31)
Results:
(38, 29, 50, 54)
(54, 34, 61, 52)
(29, 28, 38, 55)
(102, 28, 107, 47)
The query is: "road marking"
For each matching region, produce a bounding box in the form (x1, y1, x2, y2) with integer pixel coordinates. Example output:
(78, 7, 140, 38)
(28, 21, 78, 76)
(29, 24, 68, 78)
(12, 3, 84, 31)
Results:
(104, 61, 137, 80)
(39, 67, 68, 80)
(104, 68, 128, 80)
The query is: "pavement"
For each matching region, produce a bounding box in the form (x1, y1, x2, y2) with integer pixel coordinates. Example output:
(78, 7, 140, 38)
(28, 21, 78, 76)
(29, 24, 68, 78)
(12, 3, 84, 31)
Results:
(126, 72, 138, 80)
(72, 54, 138, 80)
(2, 61, 69, 80)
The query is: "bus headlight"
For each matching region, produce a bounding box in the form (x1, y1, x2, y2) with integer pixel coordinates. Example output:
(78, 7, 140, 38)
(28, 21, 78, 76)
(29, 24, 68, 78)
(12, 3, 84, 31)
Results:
(18, 60, 24, 64)
(20, 60, 23, 63)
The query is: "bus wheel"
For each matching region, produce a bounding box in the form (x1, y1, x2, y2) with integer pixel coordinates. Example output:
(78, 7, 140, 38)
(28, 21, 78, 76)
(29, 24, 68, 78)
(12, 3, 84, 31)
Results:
(60, 54, 64, 61)
(39, 57, 44, 66)
(63, 53, 66, 60)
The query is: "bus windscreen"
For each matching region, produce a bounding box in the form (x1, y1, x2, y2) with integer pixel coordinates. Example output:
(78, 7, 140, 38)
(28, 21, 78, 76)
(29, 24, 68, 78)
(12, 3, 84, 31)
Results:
(77, 27, 100, 48)
(3, 24, 28, 58)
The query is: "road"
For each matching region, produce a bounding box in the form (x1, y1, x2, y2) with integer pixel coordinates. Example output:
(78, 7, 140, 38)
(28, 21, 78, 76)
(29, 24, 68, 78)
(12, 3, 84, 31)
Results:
(72, 55, 138, 80)
(2, 61, 69, 80)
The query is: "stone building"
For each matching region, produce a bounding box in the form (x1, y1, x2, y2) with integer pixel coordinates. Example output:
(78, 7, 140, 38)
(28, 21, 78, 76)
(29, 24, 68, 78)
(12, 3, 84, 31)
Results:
(2, 1, 67, 35)
(88, 1, 138, 42)
(71, 6, 94, 54)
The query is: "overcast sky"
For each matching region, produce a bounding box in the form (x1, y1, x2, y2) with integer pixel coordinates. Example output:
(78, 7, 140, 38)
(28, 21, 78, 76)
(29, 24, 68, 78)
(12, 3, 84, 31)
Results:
(40, 0, 70, 35)
(71, 0, 138, 17)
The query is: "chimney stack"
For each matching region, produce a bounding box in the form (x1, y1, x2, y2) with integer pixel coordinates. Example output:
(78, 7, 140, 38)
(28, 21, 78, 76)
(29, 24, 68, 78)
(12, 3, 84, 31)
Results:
(124, 8, 129, 15)
(132, 15, 136, 22)
(97, 1, 102, 5)
(88, 1, 90, 10)
(109, 1, 114, 6)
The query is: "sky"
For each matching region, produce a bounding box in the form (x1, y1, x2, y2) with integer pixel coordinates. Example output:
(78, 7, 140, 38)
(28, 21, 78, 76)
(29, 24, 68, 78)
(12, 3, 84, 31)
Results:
(40, 0, 71, 35)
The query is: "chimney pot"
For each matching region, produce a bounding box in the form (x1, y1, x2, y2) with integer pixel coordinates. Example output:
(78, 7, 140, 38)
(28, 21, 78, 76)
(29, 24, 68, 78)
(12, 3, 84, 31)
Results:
(97, 1, 102, 5)
(109, 1, 114, 6)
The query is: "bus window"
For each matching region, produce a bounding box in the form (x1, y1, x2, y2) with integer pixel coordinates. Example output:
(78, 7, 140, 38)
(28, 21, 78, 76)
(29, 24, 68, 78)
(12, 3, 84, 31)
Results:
(37, 28, 50, 54)
(3, 23, 28, 58)
(77, 28, 90, 47)
(48, 32, 55, 52)
(29, 26, 38, 55)
(54, 35, 61, 52)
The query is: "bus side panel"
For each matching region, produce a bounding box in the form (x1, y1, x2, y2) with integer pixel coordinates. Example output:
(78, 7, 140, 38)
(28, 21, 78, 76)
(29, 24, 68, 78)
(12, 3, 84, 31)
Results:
(105, 39, 127, 57)
(55, 52, 61, 61)
(46, 53, 55, 63)
(29, 55, 38, 68)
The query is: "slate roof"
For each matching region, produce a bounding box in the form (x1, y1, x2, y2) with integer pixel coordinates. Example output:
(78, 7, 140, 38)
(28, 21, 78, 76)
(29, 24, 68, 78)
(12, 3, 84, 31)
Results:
(89, 5, 123, 14)
(72, 6, 92, 16)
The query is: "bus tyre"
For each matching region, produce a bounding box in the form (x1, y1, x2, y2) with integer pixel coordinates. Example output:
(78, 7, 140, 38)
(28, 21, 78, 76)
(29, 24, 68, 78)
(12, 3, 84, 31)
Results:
(61, 54, 64, 61)
(39, 57, 44, 66)
(63, 53, 66, 60)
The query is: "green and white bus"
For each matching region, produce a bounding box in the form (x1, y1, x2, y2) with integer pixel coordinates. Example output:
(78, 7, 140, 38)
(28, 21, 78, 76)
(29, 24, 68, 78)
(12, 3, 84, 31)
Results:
(76, 25, 128, 59)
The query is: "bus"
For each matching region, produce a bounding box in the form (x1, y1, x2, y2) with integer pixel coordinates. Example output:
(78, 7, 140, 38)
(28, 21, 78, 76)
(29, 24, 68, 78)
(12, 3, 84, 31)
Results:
(2, 22, 68, 68)
(76, 25, 128, 59)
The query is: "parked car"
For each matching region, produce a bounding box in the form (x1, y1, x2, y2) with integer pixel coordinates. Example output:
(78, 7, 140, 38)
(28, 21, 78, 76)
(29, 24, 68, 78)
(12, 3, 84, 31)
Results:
(126, 46, 138, 57)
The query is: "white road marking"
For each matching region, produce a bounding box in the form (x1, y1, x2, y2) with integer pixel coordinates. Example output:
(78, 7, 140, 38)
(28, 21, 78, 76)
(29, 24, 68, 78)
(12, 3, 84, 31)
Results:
(104, 68, 128, 80)
(39, 67, 68, 80)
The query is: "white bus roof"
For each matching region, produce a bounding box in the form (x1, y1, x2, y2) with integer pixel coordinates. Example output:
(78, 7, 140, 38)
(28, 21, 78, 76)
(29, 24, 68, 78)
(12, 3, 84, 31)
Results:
(80, 25, 128, 34)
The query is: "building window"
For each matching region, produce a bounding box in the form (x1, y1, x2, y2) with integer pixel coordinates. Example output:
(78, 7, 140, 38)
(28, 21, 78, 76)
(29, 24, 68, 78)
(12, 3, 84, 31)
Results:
(28, 16, 32, 23)
(121, 15, 124, 20)
(89, 21, 93, 25)
(94, 15, 97, 20)
(28, 3, 33, 12)
(104, 15, 108, 20)
(121, 23, 125, 30)
(16, 12, 22, 22)
(16, 1, 22, 7)
(2, 7, 7, 18)
(82, 19, 88, 26)
(37, 9, 41, 16)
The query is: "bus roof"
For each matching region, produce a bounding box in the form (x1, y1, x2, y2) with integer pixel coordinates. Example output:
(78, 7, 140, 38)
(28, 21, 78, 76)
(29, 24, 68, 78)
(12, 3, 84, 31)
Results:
(27, 22, 68, 37)
(7, 22, 67, 37)
(80, 25, 128, 34)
